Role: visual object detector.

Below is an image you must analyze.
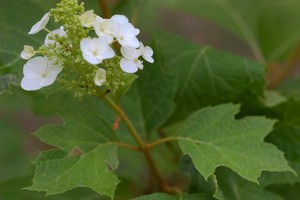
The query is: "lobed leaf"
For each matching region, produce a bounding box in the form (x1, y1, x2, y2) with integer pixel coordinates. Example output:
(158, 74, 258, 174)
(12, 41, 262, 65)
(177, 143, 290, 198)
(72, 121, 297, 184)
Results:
(27, 108, 120, 198)
(176, 104, 293, 183)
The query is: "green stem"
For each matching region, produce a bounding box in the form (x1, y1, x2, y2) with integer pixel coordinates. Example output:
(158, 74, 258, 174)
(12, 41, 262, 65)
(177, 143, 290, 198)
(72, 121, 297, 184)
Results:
(148, 136, 178, 149)
(103, 96, 165, 185)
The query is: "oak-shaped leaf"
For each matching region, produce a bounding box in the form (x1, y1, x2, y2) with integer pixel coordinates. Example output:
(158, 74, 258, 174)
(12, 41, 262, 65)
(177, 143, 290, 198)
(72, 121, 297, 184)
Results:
(26, 108, 119, 199)
(176, 104, 294, 183)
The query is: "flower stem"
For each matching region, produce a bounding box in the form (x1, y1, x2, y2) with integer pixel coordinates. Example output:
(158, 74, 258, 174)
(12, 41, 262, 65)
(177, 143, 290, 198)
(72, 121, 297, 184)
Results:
(267, 40, 300, 88)
(103, 96, 166, 188)
(98, 0, 111, 19)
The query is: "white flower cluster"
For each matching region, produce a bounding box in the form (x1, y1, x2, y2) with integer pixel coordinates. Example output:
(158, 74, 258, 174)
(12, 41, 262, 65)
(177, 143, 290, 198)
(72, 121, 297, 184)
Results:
(20, 9, 154, 92)
(79, 10, 154, 73)
(21, 13, 64, 91)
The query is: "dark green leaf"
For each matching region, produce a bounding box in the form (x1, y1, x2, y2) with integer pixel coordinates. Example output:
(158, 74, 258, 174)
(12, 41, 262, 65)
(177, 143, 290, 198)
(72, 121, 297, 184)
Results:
(215, 167, 283, 200)
(166, 0, 300, 62)
(153, 32, 264, 123)
(0, 176, 106, 200)
(132, 193, 216, 200)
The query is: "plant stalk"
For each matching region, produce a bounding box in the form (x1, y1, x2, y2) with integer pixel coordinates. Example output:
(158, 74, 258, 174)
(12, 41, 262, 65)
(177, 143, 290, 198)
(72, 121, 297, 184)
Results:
(103, 96, 166, 188)
(267, 41, 300, 88)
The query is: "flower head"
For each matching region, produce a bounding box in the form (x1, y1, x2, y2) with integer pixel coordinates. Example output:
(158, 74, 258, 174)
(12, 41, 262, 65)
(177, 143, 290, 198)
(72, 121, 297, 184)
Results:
(80, 10, 97, 28)
(21, 45, 35, 60)
(94, 68, 106, 86)
(120, 46, 142, 73)
(80, 37, 115, 65)
(119, 43, 154, 73)
(21, 56, 63, 91)
(28, 12, 50, 34)
(139, 42, 154, 63)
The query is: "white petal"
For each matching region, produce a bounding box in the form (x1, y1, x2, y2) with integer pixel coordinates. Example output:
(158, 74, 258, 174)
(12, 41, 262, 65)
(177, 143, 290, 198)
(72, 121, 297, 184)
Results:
(83, 54, 102, 65)
(23, 57, 48, 75)
(120, 46, 138, 60)
(120, 58, 138, 73)
(111, 15, 129, 24)
(143, 47, 154, 63)
(96, 46, 115, 60)
(95, 37, 115, 59)
(21, 76, 42, 91)
(28, 12, 49, 34)
(120, 36, 139, 48)
(80, 38, 95, 56)
(41, 57, 62, 86)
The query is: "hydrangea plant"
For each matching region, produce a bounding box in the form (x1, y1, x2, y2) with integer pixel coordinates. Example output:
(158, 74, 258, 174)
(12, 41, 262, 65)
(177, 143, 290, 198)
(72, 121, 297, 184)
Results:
(1, 0, 300, 199)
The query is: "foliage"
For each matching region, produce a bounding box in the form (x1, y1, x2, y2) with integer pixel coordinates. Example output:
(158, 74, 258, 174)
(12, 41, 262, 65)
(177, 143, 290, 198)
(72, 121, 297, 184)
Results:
(1, 0, 300, 199)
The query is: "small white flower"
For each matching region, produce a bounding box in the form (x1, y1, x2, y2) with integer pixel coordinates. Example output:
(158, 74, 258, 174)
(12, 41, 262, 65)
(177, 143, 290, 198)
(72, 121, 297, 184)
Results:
(20, 45, 35, 60)
(119, 43, 154, 73)
(120, 46, 143, 73)
(44, 26, 67, 46)
(80, 37, 115, 65)
(28, 12, 50, 34)
(111, 15, 129, 24)
(93, 17, 117, 43)
(115, 23, 140, 48)
(21, 56, 63, 91)
(94, 68, 106, 86)
(139, 42, 154, 63)
(80, 10, 97, 28)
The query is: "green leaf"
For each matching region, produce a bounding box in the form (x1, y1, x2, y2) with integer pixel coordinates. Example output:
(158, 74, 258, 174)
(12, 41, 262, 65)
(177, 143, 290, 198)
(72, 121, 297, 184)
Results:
(215, 167, 283, 200)
(266, 183, 300, 200)
(176, 104, 293, 183)
(27, 108, 120, 198)
(260, 98, 300, 186)
(153, 32, 265, 123)
(0, 176, 106, 200)
(166, 0, 300, 62)
(121, 49, 177, 136)
(132, 193, 216, 200)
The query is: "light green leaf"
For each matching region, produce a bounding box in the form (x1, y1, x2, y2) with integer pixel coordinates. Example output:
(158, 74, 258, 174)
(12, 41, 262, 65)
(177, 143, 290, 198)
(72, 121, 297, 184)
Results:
(176, 104, 293, 183)
(27, 108, 119, 198)
(215, 167, 283, 200)
(153, 32, 264, 122)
